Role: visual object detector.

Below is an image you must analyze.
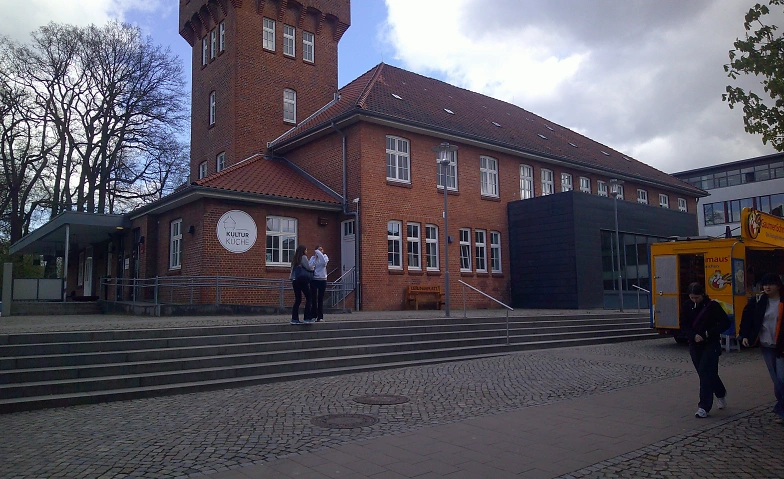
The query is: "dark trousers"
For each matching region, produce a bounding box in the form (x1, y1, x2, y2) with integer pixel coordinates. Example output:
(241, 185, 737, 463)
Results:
(292, 280, 312, 320)
(310, 280, 327, 320)
(690, 342, 726, 412)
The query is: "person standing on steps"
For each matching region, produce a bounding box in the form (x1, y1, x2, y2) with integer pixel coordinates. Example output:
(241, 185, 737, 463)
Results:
(289, 245, 315, 324)
(681, 282, 731, 418)
(309, 245, 329, 322)
(738, 273, 784, 425)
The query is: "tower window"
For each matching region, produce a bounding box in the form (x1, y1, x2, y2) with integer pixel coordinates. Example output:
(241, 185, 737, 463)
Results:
(209, 91, 216, 126)
(283, 89, 296, 123)
(263, 18, 275, 51)
(199, 161, 207, 179)
(201, 37, 208, 66)
(216, 152, 226, 172)
(219, 21, 226, 52)
(210, 29, 217, 59)
(283, 25, 295, 57)
(303, 31, 314, 63)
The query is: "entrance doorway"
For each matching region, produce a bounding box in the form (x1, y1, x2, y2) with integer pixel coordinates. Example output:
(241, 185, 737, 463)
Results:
(341, 220, 355, 275)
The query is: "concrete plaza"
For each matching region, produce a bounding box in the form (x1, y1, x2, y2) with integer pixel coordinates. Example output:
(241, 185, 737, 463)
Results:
(0, 311, 781, 478)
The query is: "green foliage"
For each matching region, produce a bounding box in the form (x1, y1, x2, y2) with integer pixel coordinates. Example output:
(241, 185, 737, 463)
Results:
(724, 0, 784, 150)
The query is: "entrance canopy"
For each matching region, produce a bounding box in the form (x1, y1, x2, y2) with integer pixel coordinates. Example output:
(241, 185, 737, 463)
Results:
(10, 211, 131, 256)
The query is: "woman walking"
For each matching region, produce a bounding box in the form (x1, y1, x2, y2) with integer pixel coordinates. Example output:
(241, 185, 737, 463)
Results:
(290, 245, 314, 324)
(738, 273, 784, 424)
(309, 245, 329, 322)
(681, 282, 731, 418)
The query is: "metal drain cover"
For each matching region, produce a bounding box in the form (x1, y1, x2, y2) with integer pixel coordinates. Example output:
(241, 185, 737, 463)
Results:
(353, 394, 410, 405)
(311, 414, 378, 429)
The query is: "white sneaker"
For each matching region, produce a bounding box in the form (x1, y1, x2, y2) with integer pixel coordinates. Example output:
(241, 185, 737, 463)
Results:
(695, 408, 708, 418)
(716, 396, 726, 410)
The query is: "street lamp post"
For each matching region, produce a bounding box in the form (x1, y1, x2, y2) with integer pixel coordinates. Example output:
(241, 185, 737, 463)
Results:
(610, 179, 624, 312)
(432, 142, 458, 318)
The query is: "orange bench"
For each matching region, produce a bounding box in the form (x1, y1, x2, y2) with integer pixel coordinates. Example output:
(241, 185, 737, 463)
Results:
(406, 285, 445, 310)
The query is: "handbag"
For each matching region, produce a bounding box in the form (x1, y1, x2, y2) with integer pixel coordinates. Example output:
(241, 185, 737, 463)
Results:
(294, 265, 313, 283)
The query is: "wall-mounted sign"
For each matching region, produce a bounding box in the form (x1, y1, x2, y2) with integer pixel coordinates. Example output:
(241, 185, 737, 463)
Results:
(742, 207, 784, 247)
(217, 210, 257, 253)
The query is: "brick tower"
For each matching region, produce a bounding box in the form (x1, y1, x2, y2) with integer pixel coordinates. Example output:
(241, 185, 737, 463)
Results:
(179, 0, 351, 180)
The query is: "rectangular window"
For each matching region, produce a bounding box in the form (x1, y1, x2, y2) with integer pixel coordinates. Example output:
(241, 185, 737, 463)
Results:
(541, 169, 554, 195)
(437, 150, 458, 191)
(210, 29, 217, 59)
(659, 194, 669, 208)
(678, 197, 687, 212)
(490, 231, 501, 273)
(283, 88, 296, 123)
(201, 37, 208, 66)
(614, 184, 624, 200)
(263, 18, 275, 51)
(425, 224, 439, 270)
(597, 180, 608, 197)
(388, 221, 402, 269)
(302, 31, 314, 62)
(216, 152, 225, 172)
(170, 219, 182, 270)
(209, 91, 216, 125)
(480, 156, 499, 197)
(266, 216, 297, 265)
(459, 228, 471, 272)
(637, 189, 648, 204)
(520, 164, 534, 199)
(561, 173, 573, 192)
(199, 161, 207, 179)
(386, 136, 410, 183)
(475, 229, 487, 272)
(407, 223, 421, 270)
(219, 21, 226, 52)
(283, 24, 295, 57)
(579, 177, 591, 193)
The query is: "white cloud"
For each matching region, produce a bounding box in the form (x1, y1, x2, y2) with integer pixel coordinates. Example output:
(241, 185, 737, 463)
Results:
(0, 0, 165, 43)
(382, 0, 781, 172)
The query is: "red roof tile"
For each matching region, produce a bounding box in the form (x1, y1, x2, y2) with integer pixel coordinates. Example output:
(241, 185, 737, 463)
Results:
(272, 63, 703, 195)
(195, 155, 341, 205)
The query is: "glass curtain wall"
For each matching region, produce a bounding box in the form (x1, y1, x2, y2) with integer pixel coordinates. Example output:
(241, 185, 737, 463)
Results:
(601, 231, 666, 307)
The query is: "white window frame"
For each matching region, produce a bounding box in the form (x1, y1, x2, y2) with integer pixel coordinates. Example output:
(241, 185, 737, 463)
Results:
(520, 164, 534, 199)
(490, 231, 502, 273)
(615, 185, 624, 200)
(437, 150, 458, 191)
(678, 197, 688, 212)
(201, 37, 208, 66)
(386, 136, 410, 183)
(210, 29, 217, 59)
(170, 219, 182, 270)
(480, 156, 499, 197)
(541, 169, 554, 195)
(407, 223, 421, 270)
(459, 228, 472, 272)
(283, 88, 296, 123)
(219, 21, 226, 52)
(659, 194, 669, 208)
(579, 176, 591, 193)
(209, 91, 216, 126)
(637, 189, 648, 204)
(597, 180, 608, 197)
(263, 17, 276, 51)
(302, 31, 314, 63)
(561, 173, 573, 192)
(425, 224, 439, 271)
(475, 229, 487, 273)
(388, 220, 402, 269)
(283, 24, 295, 57)
(198, 161, 207, 179)
(216, 152, 226, 172)
(266, 216, 297, 266)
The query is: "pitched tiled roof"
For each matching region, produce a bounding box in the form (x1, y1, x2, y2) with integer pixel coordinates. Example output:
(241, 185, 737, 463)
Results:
(195, 155, 341, 204)
(271, 63, 704, 195)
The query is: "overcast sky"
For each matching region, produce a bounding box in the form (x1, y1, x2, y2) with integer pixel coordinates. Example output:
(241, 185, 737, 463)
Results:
(1, 0, 780, 174)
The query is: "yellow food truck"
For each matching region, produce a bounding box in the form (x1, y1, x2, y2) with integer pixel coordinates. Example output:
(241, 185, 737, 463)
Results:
(650, 208, 784, 344)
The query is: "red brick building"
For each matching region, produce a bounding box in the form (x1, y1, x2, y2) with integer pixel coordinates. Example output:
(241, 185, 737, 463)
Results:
(10, 0, 705, 312)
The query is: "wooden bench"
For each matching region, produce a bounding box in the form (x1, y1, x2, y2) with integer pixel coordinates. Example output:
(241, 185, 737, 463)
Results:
(406, 285, 445, 310)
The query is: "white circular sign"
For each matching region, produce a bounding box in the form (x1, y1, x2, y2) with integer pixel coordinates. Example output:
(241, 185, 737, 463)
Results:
(216, 210, 257, 253)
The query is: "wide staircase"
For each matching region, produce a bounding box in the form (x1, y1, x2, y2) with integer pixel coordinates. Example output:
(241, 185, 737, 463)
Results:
(0, 313, 655, 413)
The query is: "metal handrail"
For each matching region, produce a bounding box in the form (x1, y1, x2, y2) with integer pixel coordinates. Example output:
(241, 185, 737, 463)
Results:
(632, 285, 651, 293)
(631, 284, 651, 312)
(458, 279, 513, 345)
(333, 267, 355, 284)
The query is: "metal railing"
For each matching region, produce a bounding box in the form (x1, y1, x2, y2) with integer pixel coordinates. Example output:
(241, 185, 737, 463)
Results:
(327, 267, 356, 309)
(458, 280, 514, 345)
(631, 284, 651, 312)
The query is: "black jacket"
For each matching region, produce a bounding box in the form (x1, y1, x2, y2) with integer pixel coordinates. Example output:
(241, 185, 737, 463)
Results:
(680, 298, 731, 346)
(739, 294, 784, 357)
